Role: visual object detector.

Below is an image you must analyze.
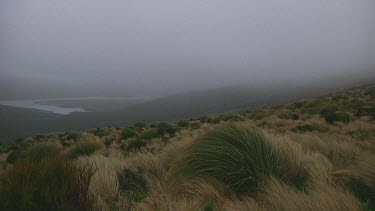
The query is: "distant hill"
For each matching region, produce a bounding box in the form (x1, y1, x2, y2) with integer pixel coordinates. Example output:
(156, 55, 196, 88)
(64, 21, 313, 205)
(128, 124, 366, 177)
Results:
(1, 70, 374, 143)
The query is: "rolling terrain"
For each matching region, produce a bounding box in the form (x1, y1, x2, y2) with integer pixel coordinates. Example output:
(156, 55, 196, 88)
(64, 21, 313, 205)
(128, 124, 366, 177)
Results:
(0, 83, 374, 210)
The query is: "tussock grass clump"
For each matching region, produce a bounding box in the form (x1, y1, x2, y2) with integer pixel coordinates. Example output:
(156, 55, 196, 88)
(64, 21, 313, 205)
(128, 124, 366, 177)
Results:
(0, 156, 95, 210)
(140, 128, 160, 140)
(126, 139, 148, 152)
(134, 122, 146, 128)
(21, 143, 59, 161)
(66, 131, 81, 141)
(177, 124, 306, 194)
(190, 122, 201, 130)
(178, 120, 190, 127)
(6, 143, 59, 164)
(118, 169, 148, 198)
(69, 141, 102, 159)
(334, 153, 375, 210)
(347, 129, 370, 140)
(211, 113, 245, 123)
(157, 122, 178, 136)
(121, 128, 138, 140)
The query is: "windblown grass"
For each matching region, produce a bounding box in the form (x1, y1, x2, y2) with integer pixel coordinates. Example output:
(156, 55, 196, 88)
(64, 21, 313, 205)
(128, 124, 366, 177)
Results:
(0, 155, 95, 210)
(175, 124, 307, 194)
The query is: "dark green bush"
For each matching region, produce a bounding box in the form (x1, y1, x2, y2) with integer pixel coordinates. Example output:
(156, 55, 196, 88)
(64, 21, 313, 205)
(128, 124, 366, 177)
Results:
(295, 124, 315, 132)
(347, 129, 370, 141)
(190, 122, 201, 130)
(121, 128, 138, 140)
(320, 106, 337, 117)
(118, 169, 148, 202)
(156, 122, 177, 136)
(66, 132, 81, 141)
(178, 124, 307, 194)
(278, 111, 299, 120)
(126, 140, 147, 152)
(5, 151, 20, 164)
(93, 130, 110, 138)
(336, 112, 350, 123)
(177, 120, 190, 127)
(300, 101, 323, 115)
(324, 112, 350, 124)
(68, 142, 101, 159)
(215, 113, 245, 123)
(134, 122, 146, 128)
(104, 137, 115, 148)
(199, 116, 211, 124)
(21, 143, 59, 162)
(0, 156, 95, 210)
(6, 143, 59, 164)
(140, 129, 161, 140)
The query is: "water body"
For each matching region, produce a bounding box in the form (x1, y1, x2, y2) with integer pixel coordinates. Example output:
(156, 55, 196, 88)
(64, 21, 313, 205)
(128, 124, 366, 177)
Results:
(0, 97, 150, 115)
(0, 99, 86, 115)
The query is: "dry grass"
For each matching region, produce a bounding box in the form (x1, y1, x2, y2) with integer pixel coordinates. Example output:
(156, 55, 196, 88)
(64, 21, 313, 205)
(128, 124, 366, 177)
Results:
(76, 155, 125, 210)
(1, 84, 374, 210)
(263, 177, 362, 211)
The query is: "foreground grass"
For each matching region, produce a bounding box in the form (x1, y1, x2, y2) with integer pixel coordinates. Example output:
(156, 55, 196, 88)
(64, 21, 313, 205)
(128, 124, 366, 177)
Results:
(0, 84, 374, 210)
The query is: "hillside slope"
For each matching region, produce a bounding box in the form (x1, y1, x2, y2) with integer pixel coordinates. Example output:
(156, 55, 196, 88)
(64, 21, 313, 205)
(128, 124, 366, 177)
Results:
(0, 83, 374, 210)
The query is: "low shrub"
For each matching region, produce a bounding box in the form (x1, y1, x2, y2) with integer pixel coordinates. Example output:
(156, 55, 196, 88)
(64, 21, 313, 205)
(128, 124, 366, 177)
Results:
(126, 140, 148, 152)
(66, 132, 81, 141)
(213, 113, 245, 123)
(320, 106, 337, 117)
(324, 112, 350, 124)
(68, 142, 101, 159)
(121, 128, 138, 140)
(118, 169, 148, 202)
(177, 120, 190, 127)
(347, 129, 370, 141)
(177, 124, 306, 194)
(295, 124, 316, 132)
(278, 111, 299, 120)
(134, 122, 146, 128)
(103, 137, 115, 148)
(21, 143, 59, 162)
(336, 112, 351, 123)
(157, 122, 177, 136)
(140, 129, 161, 140)
(0, 156, 95, 210)
(190, 122, 201, 130)
(93, 130, 110, 138)
(6, 143, 59, 164)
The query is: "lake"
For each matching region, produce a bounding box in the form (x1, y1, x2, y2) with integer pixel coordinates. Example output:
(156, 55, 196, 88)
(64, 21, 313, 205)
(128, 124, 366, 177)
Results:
(0, 97, 151, 115)
(0, 99, 86, 115)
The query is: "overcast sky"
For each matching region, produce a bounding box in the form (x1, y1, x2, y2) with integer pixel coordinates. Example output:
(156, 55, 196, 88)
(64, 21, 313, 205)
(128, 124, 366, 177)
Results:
(1, 0, 374, 97)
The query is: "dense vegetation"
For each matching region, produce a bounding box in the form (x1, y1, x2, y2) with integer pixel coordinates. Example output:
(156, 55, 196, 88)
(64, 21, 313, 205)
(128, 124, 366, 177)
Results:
(0, 84, 374, 210)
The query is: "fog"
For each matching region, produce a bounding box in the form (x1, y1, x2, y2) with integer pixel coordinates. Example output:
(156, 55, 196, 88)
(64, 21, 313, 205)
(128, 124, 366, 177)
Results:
(1, 0, 374, 98)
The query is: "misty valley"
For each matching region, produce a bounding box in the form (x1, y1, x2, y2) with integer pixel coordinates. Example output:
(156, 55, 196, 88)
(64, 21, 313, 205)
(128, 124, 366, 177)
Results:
(1, 1, 374, 210)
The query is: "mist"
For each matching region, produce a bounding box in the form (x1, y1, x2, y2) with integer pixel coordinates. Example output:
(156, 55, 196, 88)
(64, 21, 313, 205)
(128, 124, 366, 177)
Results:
(1, 0, 374, 99)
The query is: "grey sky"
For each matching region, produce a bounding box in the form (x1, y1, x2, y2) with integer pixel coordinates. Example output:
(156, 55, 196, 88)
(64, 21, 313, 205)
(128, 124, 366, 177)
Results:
(1, 0, 374, 97)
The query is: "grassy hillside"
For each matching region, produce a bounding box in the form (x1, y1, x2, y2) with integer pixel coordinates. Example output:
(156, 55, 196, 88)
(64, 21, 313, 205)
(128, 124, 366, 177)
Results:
(0, 84, 374, 210)
(3, 74, 374, 143)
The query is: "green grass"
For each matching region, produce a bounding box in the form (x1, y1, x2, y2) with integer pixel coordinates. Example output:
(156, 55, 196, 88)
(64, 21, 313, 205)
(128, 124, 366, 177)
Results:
(68, 141, 101, 159)
(178, 124, 306, 194)
(0, 156, 95, 210)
